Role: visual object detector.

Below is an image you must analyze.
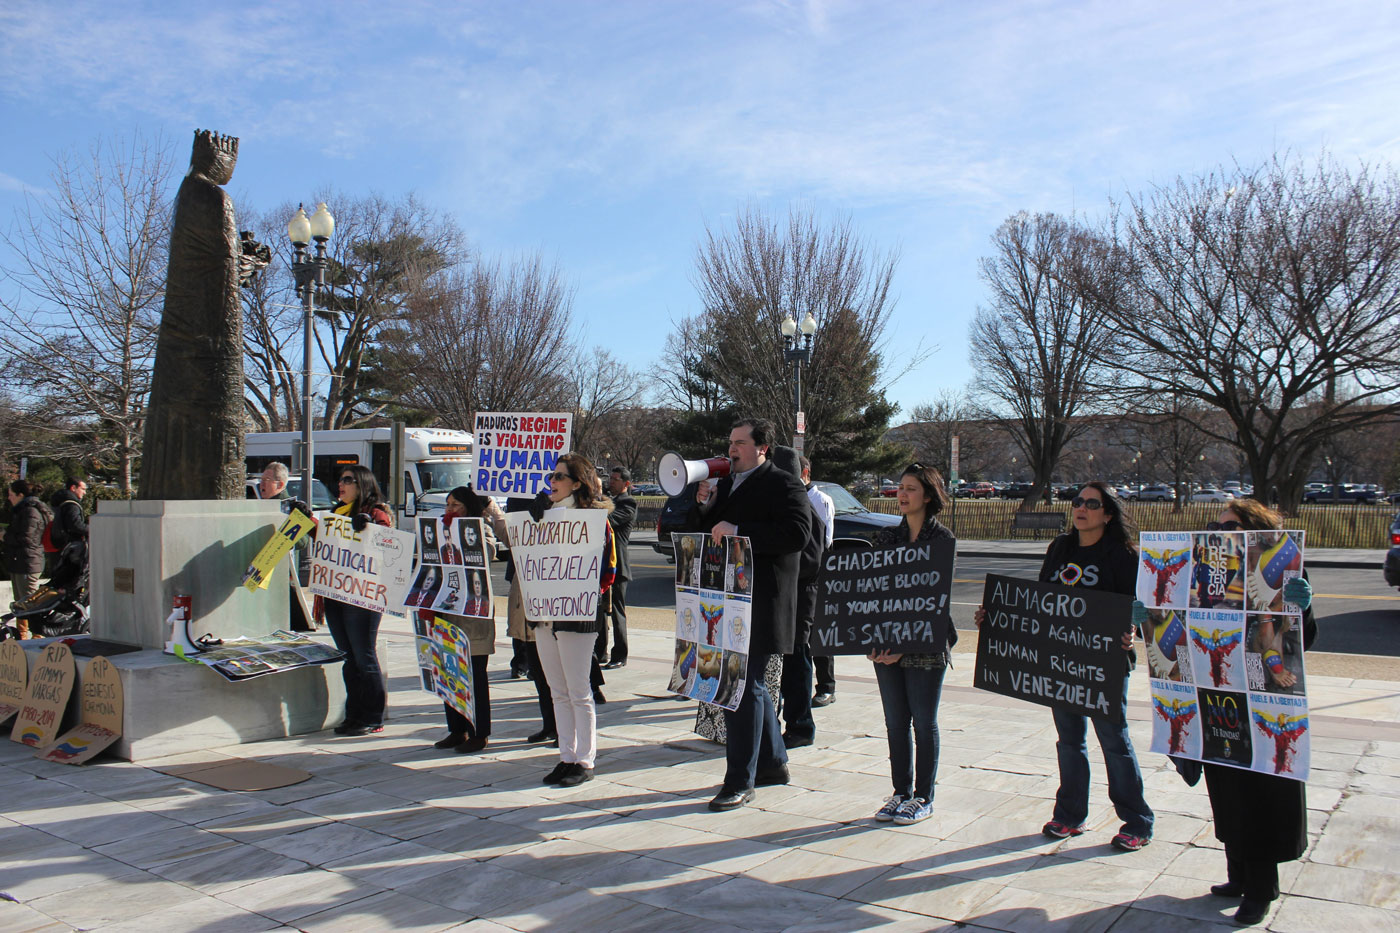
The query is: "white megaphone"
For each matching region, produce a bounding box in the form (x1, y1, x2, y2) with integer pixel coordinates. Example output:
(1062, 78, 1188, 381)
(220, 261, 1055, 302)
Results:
(163, 608, 202, 657)
(658, 451, 732, 497)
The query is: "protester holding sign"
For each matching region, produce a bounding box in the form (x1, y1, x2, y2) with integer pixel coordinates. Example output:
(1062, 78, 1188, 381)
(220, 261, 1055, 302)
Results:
(865, 463, 957, 826)
(1199, 499, 1315, 925)
(976, 481, 1154, 851)
(523, 453, 617, 788)
(321, 464, 394, 737)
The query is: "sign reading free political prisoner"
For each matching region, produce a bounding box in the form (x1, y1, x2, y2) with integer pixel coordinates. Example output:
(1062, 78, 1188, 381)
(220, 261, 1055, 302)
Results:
(308, 514, 416, 615)
(473, 411, 573, 498)
(506, 509, 610, 623)
(974, 574, 1132, 723)
(810, 539, 956, 654)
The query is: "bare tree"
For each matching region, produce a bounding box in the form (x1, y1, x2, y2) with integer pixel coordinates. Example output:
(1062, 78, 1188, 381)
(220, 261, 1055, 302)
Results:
(1127, 393, 1214, 511)
(902, 388, 1000, 483)
(970, 212, 1121, 509)
(237, 202, 303, 432)
(591, 406, 670, 479)
(569, 347, 643, 457)
(0, 134, 175, 492)
(1092, 156, 1400, 511)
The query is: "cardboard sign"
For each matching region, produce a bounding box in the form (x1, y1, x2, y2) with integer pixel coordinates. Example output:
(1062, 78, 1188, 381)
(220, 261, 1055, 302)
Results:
(37, 656, 124, 764)
(472, 411, 573, 498)
(242, 509, 314, 591)
(308, 514, 416, 614)
(668, 533, 753, 710)
(505, 509, 609, 623)
(0, 640, 28, 725)
(11, 642, 75, 747)
(974, 574, 1131, 722)
(810, 539, 956, 654)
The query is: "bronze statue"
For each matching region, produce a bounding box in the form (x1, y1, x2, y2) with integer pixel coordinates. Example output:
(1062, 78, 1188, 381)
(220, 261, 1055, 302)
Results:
(139, 130, 253, 500)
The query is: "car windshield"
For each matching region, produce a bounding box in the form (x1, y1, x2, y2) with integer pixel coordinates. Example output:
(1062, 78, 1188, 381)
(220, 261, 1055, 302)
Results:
(416, 462, 477, 494)
(814, 481, 867, 514)
(287, 478, 335, 508)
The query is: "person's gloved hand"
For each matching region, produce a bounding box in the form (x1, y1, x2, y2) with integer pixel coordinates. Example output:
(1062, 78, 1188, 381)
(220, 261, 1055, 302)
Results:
(1283, 577, 1312, 610)
(1131, 599, 1149, 628)
(351, 512, 371, 532)
(286, 499, 311, 517)
(527, 491, 551, 522)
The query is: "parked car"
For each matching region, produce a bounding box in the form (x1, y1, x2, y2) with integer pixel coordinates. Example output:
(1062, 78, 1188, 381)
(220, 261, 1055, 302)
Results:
(652, 480, 900, 559)
(966, 482, 996, 499)
(1190, 487, 1233, 503)
(879, 481, 899, 497)
(1303, 484, 1378, 504)
(244, 476, 335, 513)
(630, 483, 665, 497)
(1136, 484, 1177, 502)
(1001, 482, 1035, 499)
(1384, 513, 1400, 590)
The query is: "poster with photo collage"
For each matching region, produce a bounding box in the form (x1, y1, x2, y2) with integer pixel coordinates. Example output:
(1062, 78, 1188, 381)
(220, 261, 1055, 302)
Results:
(403, 517, 494, 620)
(668, 532, 753, 711)
(1136, 529, 1310, 781)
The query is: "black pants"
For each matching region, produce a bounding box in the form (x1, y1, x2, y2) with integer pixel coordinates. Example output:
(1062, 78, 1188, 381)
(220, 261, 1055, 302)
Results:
(723, 651, 787, 790)
(529, 640, 604, 734)
(511, 638, 530, 676)
(443, 654, 491, 738)
(594, 581, 629, 663)
(814, 655, 836, 694)
(781, 600, 815, 740)
(324, 600, 386, 727)
(1226, 847, 1281, 902)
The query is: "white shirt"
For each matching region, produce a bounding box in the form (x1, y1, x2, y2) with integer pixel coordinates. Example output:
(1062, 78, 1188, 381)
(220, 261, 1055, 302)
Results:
(806, 483, 835, 547)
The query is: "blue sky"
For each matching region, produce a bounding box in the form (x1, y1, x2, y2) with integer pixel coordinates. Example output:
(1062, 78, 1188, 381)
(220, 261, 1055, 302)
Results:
(3, 0, 1399, 418)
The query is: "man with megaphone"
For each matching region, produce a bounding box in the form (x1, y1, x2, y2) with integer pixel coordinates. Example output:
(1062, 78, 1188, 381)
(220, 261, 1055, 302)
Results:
(687, 417, 812, 812)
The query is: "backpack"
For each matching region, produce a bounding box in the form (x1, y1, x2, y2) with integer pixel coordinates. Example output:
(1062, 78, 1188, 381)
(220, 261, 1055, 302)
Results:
(42, 520, 60, 554)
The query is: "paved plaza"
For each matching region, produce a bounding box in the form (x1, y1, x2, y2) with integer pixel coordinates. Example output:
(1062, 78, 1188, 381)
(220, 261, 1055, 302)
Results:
(3, 609, 1399, 932)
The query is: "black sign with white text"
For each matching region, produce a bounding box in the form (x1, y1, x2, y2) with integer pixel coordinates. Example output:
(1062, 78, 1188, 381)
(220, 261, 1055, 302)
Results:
(810, 539, 955, 654)
(974, 574, 1131, 723)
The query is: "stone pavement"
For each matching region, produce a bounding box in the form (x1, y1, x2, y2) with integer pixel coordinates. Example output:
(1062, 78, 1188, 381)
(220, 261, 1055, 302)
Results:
(3, 616, 1400, 932)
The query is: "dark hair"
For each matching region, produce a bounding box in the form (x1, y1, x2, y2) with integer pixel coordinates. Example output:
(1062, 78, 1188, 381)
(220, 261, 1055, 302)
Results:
(799, 455, 812, 474)
(732, 417, 777, 451)
(1077, 481, 1138, 552)
(555, 453, 602, 508)
(65, 476, 87, 491)
(900, 463, 949, 516)
(338, 463, 385, 514)
(1224, 498, 1282, 531)
(9, 479, 38, 498)
(610, 466, 632, 483)
(448, 485, 489, 517)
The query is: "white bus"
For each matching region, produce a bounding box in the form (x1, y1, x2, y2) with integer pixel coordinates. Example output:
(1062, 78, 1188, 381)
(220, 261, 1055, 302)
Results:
(245, 427, 475, 515)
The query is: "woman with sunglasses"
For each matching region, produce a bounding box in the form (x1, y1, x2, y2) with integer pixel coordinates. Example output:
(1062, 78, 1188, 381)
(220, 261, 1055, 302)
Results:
(1200, 499, 1314, 926)
(868, 463, 957, 826)
(977, 480, 1154, 850)
(515, 454, 617, 787)
(324, 464, 395, 736)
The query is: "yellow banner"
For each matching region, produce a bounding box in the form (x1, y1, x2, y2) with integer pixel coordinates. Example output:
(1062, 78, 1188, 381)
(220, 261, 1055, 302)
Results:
(241, 509, 314, 591)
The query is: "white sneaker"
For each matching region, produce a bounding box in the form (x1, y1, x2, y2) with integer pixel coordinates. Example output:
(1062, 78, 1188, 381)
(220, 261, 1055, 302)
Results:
(874, 795, 907, 822)
(893, 797, 932, 825)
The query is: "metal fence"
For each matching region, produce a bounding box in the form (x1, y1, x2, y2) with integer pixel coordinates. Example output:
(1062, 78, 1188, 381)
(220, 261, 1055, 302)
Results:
(865, 497, 1397, 549)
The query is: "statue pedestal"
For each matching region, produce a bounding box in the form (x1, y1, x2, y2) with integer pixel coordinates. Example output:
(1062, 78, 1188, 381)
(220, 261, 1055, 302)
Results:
(91, 500, 290, 649)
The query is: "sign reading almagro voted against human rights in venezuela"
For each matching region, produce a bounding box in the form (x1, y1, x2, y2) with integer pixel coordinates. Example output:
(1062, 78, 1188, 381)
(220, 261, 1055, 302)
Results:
(974, 574, 1131, 723)
(1136, 529, 1310, 781)
(505, 509, 609, 623)
(472, 412, 573, 499)
(668, 533, 754, 711)
(810, 539, 956, 653)
(309, 514, 416, 615)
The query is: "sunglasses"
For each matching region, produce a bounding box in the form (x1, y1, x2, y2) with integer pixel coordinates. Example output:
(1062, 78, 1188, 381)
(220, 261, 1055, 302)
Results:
(338, 476, 357, 485)
(549, 471, 573, 482)
(1206, 520, 1242, 531)
(1071, 496, 1104, 510)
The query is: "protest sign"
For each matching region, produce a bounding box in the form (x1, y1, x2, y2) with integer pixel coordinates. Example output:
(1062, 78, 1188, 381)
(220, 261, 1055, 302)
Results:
(506, 509, 609, 623)
(11, 642, 75, 747)
(472, 411, 573, 499)
(242, 509, 314, 591)
(177, 630, 345, 682)
(309, 514, 416, 615)
(669, 532, 753, 710)
(810, 539, 956, 654)
(1137, 529, 1310, 780)
(0, 640, 28, 726)
(974, 574, 1131, 722)
(413, 615, 475, 725)
(38, 655, 124, 764)
(404, 517, 493, 618)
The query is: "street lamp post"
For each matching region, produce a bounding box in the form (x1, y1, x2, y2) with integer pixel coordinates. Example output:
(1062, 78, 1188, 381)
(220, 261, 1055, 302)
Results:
(287, 202, 335, 501)
(780, 312, 818, 454)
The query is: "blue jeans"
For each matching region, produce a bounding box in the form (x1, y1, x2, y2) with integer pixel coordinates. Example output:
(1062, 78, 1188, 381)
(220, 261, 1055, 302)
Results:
(324, 599, 386, 727)
(722, 651, 788, 790)
(875, 661, 946, 800)
(1051, 676, 1154, 837)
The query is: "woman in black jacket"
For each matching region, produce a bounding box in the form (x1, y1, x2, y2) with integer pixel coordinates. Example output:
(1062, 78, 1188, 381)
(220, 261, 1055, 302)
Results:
(4, 480, 52, 635)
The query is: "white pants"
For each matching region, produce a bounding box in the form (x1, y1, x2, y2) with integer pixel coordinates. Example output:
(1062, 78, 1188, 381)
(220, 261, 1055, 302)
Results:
(534, 625, 597, 768)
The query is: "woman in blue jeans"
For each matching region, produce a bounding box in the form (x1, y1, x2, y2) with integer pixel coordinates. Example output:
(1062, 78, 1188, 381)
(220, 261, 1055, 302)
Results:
(980, 481, 1154, 850)
(868, 463, 958, 826)
(320, 464, 394, 737)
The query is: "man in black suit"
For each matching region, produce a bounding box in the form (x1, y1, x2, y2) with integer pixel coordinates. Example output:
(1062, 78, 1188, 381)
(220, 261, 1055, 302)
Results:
(690, 418, 812, 811)
(598, 466, 637, 668)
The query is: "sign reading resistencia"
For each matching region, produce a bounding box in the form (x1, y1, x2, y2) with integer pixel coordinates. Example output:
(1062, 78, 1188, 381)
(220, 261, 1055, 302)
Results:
(472, 412, 573, 498)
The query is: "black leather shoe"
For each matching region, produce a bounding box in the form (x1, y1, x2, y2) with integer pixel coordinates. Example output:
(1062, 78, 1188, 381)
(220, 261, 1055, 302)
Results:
(337, 723, 383, 737)
(708, 787, 755, 811)
(528, 729, 558, 744)
(509, 667, 529, 680)
(1234, 898, 1271, 925)
(755, 764, 790, 787)
(543, 761, 571, 784)
(782, 733, 814, 749)
(558, 763, 594, 787)
(434, 733, 466, 749)
(333, 721, 362, 735)
(454, 736, 488, 754)
(593, 688, 607, 704)
(603, 660, 627, 670)
(811, 692, 835, 708)
(1211, 882, 1244, 898)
